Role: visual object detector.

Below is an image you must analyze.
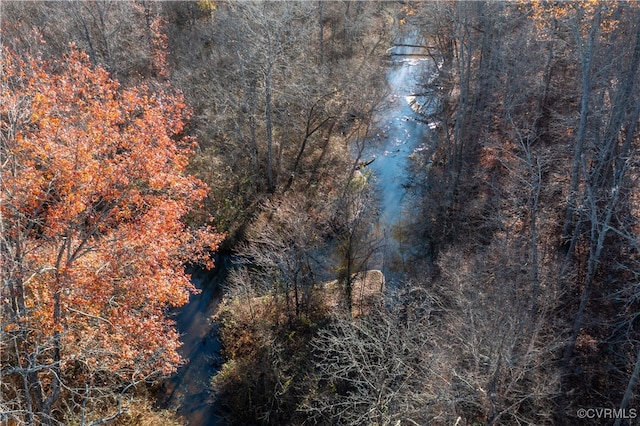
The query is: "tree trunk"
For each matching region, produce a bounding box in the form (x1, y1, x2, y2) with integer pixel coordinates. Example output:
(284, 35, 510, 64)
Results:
(561, 7, 601, 251)
(317, 1, 324, 65)
(615, 343, 640, 426)
(265, 60, 275, 193)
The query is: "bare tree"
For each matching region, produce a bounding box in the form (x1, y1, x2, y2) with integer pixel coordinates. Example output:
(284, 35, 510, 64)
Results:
(2, 1, 168, 85)
(229, 194, 331, 320)
(303, 287, 455, 425)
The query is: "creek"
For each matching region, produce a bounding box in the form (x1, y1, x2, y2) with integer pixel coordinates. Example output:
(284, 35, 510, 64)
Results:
(157, 29, 438, 426)
(361, 30, 439, 280)
(156, 258, 230, 425)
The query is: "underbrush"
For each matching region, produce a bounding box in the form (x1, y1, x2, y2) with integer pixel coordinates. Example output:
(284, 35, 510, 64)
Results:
(211, 295, 327, 425)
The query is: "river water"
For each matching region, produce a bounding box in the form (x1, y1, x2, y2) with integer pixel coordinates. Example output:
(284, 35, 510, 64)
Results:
(361, 31, 439, 280)
(158, 30, 437, 426)
(157, 259, 229, 425)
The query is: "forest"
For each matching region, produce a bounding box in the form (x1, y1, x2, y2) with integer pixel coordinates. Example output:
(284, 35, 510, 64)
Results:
(2, 1, 640, 425)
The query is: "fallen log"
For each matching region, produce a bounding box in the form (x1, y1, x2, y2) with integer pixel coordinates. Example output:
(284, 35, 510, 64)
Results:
(356, 157, 376, 170)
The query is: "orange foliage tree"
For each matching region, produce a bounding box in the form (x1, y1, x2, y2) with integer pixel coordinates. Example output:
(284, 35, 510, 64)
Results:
(0, 42, 223, 424)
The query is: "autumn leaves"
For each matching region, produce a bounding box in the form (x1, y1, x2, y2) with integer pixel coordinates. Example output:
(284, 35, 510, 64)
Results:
(1, 41, 223, 422)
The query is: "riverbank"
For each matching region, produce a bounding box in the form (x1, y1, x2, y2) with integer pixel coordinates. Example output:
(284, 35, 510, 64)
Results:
(195, 23, 438, 424)
(154, 8, 432, 425)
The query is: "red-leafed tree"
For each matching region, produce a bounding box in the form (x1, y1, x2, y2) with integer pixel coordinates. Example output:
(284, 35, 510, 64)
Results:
(0, 41, 223, 425)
